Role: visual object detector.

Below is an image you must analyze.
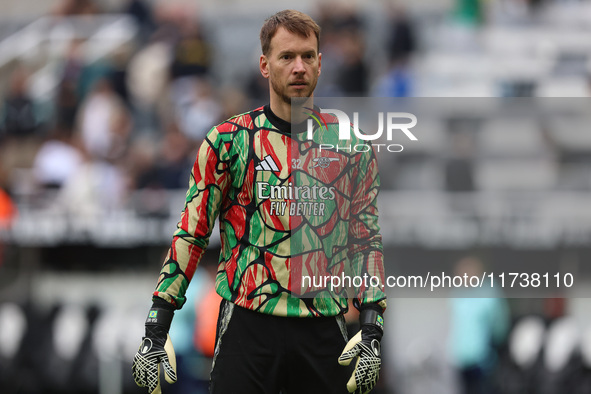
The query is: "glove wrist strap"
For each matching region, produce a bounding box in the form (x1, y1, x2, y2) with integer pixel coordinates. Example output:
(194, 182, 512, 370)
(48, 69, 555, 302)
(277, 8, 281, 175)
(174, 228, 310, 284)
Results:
(145, 307, 174, 332)
(360, 308, 384, 333)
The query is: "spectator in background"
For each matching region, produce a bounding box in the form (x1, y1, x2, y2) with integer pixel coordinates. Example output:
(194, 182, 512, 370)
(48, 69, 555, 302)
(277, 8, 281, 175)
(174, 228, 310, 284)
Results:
(218, 86, 249, 122)
(57, 38, 115, 116)
(0, 68, 40, 140)
(315, 3, 369, 96)
(0, 67, 44, 193)
(106, 44, 134, 111)
(123, 0, 156, 44)
(372, 5, 416, 97)
(244, 54, 270, 109)
(136, 123, 192, 190)
(76, 77, 132, 162)
(32, 127, 83, 190)
(55, 40, 83, 130)
(55, 75, 80, 133)
(313, 3, 344, 95)
(133, 123, 192, 217)
(169, 12, 212, 81)
(386, 5, 416, 65)
(335, 30, 369, 96)
(167, 9, 214, 132)
(449, 256, 510, 394)
(56, 152, 127, 218)
(332, 6, 368, 96)
(126, 27, 175, 134)
(177, 78, 222, 145)
(55, 38, 103, 130)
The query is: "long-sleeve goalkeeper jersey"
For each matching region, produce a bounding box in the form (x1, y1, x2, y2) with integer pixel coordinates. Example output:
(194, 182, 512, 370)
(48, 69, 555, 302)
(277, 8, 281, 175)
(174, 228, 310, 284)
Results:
(153, 105, 386, 317)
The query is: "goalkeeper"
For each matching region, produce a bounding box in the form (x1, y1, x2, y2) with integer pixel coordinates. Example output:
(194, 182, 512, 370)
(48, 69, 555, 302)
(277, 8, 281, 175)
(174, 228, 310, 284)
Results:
(132, 9, 387, 394)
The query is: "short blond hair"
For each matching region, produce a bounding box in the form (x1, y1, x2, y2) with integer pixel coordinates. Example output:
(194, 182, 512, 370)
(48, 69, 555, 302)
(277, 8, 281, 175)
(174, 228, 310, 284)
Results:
(260, 10, 320, 55)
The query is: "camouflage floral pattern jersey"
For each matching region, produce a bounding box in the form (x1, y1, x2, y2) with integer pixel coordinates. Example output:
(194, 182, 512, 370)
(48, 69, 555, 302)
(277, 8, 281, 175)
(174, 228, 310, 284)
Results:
(153, 105, 386, 317)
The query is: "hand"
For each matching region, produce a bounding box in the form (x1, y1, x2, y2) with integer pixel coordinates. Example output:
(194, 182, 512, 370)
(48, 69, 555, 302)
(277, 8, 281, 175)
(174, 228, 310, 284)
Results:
(133, 333, 177, 394)
(132, 304, 177, 394)
(338, 307, 383, 394)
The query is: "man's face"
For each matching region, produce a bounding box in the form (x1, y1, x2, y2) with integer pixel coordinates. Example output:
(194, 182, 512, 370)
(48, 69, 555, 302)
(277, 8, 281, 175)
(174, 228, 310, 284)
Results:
(260, 27, 321, 105)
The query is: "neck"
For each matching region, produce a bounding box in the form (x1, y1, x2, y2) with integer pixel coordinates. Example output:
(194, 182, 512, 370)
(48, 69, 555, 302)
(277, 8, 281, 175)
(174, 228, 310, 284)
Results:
(269, 96, 291, 123)
(269, 95, 314, 124)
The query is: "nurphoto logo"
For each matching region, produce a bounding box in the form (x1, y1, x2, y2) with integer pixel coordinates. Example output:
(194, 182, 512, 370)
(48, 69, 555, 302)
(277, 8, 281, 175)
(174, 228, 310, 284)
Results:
(304, 106, 418, 153)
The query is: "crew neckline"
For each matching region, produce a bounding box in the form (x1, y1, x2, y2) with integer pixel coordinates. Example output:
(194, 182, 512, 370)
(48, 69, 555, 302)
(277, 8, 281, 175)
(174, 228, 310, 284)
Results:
(263, 104, 318, 135)
(263, 104, 291, 134)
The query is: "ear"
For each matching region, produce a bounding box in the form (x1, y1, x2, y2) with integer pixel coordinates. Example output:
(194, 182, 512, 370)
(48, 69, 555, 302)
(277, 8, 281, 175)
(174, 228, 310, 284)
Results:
(317, 52, 322, 77)
(260, 54, 270, 79)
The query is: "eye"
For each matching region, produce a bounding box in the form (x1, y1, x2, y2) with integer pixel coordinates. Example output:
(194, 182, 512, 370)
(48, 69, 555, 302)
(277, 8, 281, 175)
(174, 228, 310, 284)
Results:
(281, 54, 292, 60)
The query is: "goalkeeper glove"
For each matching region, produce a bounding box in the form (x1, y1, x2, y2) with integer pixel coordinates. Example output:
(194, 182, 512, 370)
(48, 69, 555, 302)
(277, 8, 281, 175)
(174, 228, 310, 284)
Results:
(338, 305, 384, 394)
(132, 302, 177, 394)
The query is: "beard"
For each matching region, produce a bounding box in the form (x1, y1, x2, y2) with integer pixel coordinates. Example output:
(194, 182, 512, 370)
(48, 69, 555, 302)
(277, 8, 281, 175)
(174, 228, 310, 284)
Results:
(270, 77, 318, 105)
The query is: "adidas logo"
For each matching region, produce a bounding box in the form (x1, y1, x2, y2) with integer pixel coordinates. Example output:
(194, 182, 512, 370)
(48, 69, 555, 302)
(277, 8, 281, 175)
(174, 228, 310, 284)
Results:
(255, 155, 280, 171)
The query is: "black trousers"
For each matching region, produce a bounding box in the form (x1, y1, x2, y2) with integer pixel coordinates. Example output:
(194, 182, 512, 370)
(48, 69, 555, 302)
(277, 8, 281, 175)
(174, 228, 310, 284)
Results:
(209, 300, 354, 394)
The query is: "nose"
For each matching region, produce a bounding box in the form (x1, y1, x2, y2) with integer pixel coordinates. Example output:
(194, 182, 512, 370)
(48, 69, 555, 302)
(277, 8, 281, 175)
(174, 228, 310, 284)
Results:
(293, 56, 306, 74)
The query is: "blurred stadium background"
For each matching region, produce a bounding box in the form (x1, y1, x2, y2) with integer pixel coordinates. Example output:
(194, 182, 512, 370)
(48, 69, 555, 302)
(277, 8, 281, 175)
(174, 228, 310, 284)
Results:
(2, 0, 591, 393)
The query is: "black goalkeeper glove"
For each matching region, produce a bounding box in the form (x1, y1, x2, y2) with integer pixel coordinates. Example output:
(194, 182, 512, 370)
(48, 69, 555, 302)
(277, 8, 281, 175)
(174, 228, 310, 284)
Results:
(338, 305, 384, 394)
(132, 303, 177, 394)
